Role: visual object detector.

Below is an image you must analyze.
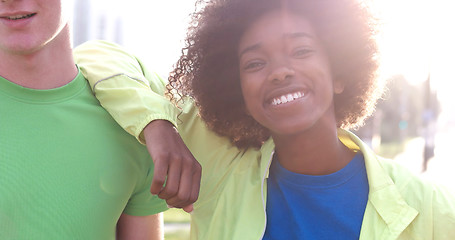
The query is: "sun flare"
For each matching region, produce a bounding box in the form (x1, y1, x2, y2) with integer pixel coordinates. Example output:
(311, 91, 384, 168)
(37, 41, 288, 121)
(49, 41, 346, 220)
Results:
(367, 0, 455, 114)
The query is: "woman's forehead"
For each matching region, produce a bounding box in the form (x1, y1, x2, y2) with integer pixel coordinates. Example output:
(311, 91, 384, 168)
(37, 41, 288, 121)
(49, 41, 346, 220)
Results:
(238, 10, 317, 51)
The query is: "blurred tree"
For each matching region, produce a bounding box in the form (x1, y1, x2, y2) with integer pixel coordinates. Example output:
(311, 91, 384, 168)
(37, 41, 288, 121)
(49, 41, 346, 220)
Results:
(378, 75, 423, 142)
(355, 74, 440, 157)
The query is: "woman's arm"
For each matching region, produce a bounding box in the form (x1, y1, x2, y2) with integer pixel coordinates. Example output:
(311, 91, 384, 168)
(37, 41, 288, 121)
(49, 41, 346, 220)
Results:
(73, 40, 200, 211)
(73, 40, 176, 142)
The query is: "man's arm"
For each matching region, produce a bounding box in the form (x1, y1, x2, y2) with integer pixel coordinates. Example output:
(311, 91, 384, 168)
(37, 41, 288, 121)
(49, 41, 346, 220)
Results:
(116, 213, 163, 240)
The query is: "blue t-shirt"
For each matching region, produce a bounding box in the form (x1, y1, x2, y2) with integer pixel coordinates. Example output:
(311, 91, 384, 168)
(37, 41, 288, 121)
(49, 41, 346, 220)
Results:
(263, 153, 369, 240)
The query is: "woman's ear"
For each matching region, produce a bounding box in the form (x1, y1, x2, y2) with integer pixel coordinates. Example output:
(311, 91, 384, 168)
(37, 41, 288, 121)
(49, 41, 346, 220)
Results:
(333, 80, 345, 94)
(243, 105, 251, 116)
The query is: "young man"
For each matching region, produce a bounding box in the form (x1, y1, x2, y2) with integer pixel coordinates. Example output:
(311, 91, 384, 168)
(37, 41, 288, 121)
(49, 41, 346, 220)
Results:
(0, 0, 199, 239)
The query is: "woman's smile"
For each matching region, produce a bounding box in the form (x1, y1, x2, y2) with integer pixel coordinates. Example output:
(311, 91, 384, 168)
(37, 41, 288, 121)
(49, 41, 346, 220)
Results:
(269, 90, 305, 106)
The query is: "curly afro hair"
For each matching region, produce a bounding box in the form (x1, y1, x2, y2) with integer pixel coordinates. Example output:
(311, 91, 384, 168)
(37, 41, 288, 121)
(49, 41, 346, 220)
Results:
(168, 0, 383, 149)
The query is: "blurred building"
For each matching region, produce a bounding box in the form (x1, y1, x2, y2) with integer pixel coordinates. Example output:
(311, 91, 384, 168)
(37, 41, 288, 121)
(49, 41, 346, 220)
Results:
(71, 0, 124, 47)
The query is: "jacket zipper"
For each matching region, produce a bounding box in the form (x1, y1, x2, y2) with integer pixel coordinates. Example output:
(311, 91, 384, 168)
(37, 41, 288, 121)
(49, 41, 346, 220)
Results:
(259, 151, 274, 239)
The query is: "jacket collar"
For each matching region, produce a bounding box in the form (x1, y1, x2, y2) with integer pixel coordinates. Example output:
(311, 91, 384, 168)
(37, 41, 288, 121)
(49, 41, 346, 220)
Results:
(339, 129, 418, 238)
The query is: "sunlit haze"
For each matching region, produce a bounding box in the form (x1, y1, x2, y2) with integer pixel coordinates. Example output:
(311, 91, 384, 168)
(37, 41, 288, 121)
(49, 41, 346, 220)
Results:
(72, 0, 455, 118)
(79, 0, 196, 77)
(368, 0, 455, 115)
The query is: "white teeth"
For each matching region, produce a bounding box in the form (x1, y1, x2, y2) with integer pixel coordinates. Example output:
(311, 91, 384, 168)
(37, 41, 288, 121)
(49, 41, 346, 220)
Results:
(271, 91, 305, 106)
(6, 14, 34, 20)
(287, 94, 293, 101)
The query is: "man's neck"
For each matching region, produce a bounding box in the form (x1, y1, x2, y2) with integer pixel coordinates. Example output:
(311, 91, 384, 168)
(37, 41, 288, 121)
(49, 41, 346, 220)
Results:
(0, 30, 78, 89)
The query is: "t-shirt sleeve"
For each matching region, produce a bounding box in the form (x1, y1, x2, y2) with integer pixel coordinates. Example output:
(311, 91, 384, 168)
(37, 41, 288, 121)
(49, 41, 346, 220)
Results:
(73, 40, 178, 144)
(122, 165, 168, 216)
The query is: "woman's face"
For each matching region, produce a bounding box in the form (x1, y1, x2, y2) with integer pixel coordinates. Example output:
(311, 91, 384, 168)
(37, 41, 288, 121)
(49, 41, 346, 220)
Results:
(238, 10, 344, 137)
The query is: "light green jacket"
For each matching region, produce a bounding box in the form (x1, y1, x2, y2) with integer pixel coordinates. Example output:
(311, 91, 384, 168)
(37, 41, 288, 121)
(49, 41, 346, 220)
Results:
(74, 40, 455, 240)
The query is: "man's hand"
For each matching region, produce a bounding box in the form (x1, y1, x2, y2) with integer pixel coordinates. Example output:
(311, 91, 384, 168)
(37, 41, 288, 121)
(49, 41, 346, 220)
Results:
(143, 120, 201, 213)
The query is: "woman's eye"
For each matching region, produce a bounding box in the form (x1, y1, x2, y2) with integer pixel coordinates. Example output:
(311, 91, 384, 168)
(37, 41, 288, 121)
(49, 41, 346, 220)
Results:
(244, 61, 264, 70)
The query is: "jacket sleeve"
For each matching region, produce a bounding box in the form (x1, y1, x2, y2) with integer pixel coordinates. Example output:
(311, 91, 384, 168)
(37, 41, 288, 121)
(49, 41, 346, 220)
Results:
(73, 40, 178, 143)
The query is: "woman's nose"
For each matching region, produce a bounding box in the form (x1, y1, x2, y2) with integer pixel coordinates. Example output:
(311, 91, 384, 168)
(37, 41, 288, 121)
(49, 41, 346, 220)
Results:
(267, 64, 295, 83)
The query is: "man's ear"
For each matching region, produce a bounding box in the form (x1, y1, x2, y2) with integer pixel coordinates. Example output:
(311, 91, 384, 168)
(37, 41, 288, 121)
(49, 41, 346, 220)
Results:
(333, 80, 345, 94)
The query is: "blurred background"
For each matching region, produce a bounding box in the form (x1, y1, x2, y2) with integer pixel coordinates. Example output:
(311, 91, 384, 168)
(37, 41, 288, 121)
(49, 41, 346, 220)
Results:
(69, 0, 455, 239)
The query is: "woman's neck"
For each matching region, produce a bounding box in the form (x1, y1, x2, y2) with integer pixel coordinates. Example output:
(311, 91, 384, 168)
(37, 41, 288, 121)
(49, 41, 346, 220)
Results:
(272, 122, 355, 175)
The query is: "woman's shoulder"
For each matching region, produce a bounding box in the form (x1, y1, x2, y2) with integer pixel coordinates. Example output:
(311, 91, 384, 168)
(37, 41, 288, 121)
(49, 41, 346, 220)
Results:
(379, 157, 455, 212)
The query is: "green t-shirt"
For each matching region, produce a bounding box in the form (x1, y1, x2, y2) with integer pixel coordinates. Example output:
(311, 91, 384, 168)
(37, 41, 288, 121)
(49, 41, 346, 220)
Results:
(0, 71, 167, 240)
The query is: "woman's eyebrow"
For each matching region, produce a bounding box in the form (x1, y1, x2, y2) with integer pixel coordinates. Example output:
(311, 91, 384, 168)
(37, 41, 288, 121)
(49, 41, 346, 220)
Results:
(285, 32, 314, 39)
(239, 43, 261, 58)
(239, 32, 313, 58)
